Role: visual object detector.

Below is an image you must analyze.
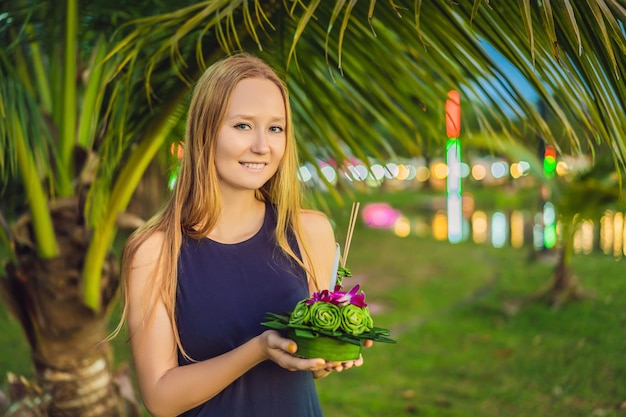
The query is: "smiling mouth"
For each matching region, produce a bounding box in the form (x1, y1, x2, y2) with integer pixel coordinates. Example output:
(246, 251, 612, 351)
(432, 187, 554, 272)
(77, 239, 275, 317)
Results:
(241, 162, 266, 169)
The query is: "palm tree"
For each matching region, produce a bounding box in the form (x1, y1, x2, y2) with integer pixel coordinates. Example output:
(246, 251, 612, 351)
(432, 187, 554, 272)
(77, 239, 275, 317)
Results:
(0, 1, 194, 415)
(545, 151, 623, 306)
(466, 131, 624, 308)
(1, 1, 624, 415)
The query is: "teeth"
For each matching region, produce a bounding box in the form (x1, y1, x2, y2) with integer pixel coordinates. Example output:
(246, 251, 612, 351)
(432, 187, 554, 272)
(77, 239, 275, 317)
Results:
(242, 162, 265, 169)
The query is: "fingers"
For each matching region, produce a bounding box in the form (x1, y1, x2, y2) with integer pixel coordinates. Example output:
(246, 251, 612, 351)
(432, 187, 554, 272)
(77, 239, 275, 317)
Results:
(323, 354, 364, 373)
(261, 331, 326, 372)
(263, 330, 296, 354)
(354, 353, 365, 366)
(281, 354, 327, 372)
(312, 369, 332, 379)
(261, 331, 368, 374)
(326, 342, 368, 371)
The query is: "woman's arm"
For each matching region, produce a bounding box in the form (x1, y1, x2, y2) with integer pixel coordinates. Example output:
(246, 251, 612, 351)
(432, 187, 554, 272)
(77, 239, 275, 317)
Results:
(299, 210, 337, 293)
(127, 233, 328, 417)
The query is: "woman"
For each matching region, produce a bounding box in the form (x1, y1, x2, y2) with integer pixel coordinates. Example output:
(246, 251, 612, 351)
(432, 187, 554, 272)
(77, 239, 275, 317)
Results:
(119, 53, 367, 417)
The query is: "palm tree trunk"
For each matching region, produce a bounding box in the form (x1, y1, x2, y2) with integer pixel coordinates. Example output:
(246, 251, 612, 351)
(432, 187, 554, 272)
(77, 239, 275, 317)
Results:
(37, 348, 119, 416)
(547, 243, 576, 306)
(1, 198, 126, 416)
(545, 217, 586, 307)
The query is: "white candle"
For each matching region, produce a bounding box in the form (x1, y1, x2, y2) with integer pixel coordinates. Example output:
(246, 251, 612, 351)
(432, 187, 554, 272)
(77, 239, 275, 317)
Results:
(329, 243, 341, 289)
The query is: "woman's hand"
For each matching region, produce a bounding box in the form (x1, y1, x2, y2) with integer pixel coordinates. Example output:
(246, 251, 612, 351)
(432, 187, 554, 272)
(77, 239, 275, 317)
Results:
(260, 331, 375, 377)
(259, 330, 327, 372)
(312, 357, 362, 379)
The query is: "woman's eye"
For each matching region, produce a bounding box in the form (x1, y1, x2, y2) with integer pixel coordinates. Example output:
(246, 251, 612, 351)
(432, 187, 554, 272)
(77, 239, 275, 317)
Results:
(234, 123, 251, 130)
(269, 126, 284, 133)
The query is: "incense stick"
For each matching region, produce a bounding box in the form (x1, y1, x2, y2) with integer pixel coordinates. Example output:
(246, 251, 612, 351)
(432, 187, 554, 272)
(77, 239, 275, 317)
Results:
(341, 202, 360, 267)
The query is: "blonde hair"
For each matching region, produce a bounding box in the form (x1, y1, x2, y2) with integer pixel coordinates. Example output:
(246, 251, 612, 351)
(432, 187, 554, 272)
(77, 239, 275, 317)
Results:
(117, 53, 315, 360)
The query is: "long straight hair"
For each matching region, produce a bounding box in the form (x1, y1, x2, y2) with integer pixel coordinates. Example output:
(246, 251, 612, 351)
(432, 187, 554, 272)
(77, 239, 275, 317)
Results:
(117, 53, 316, 360)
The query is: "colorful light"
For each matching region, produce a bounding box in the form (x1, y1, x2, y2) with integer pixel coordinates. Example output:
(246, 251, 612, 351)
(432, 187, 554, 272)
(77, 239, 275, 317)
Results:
(543, 145, 557, 178)
(445, 90, 462, 243)
(168, 141, 184, 190)
(362, 203, 401, 229)
(445, 90, 461, 138)
(543, 202, 557, 249)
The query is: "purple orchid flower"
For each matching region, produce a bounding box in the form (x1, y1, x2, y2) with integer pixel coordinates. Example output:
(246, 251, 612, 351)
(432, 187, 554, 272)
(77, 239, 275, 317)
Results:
(306, 289, 331, 305)
(307, 284, 367, 307)
(336, 284, 368, 307)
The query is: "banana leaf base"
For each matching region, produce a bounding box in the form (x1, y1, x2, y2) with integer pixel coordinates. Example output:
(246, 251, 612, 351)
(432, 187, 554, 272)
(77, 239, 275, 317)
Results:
(288, 330, 361, 362)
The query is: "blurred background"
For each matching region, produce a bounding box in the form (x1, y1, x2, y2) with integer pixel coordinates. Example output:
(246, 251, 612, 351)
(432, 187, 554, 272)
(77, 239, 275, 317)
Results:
(1, 1, 625, 416)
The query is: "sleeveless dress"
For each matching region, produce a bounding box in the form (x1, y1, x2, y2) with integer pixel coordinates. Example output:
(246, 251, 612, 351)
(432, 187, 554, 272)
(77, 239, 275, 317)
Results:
(176, 203, 323, 417)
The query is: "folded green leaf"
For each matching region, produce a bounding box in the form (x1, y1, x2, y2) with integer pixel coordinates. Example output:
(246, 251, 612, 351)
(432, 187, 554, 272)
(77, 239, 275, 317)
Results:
(261, 311, 396, 345)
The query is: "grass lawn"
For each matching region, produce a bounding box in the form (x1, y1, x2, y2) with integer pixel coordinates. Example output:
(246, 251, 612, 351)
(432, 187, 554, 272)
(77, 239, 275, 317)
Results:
(1, 189, 625, 416)
(315, 222, 626, 417)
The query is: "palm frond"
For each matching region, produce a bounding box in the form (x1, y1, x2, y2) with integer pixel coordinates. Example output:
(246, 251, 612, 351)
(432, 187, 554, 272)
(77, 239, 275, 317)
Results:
(2, 0, 626, 309)
(105, 1, 626, 170)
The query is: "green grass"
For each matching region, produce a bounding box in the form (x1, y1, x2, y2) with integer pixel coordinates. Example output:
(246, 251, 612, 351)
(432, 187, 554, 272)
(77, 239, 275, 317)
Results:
(1, 189, 625, 416)
(315, 223, 626, 417)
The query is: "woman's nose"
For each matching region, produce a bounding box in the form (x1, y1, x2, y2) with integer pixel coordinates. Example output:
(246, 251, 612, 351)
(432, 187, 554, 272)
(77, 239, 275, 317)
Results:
(251, 131, 270, 154)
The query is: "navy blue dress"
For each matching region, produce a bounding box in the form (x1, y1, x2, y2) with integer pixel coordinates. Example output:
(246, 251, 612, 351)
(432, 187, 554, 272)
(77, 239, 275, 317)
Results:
(176, 203, 323, 417)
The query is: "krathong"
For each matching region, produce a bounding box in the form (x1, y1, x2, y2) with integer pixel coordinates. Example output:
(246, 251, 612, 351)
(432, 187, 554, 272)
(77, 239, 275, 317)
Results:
(262, 203, 395, 361)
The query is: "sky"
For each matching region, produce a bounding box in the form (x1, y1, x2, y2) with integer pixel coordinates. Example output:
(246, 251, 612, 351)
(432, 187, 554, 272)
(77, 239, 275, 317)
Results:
(469, 40, 540, 117)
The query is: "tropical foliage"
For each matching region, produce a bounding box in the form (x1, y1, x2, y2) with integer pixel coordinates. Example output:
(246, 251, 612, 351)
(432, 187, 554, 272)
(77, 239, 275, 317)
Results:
(0, 0, 624, 415)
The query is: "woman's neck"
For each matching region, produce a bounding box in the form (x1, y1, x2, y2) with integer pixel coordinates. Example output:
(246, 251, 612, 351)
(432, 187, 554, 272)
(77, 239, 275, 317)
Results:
(208, 195, 266, 244)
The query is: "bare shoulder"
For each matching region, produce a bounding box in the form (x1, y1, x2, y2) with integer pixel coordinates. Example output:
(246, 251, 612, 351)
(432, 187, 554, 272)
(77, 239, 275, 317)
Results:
(125, 231, 167, 327)
(126, 231, 166, 298)
(299, 209, 336, 291)
(131, 231, 165, 269)
(300, 210, 335, 242)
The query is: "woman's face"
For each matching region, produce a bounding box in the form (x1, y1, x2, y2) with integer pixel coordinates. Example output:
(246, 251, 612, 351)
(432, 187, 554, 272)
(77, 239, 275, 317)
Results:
(214, 77, 287, 195)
